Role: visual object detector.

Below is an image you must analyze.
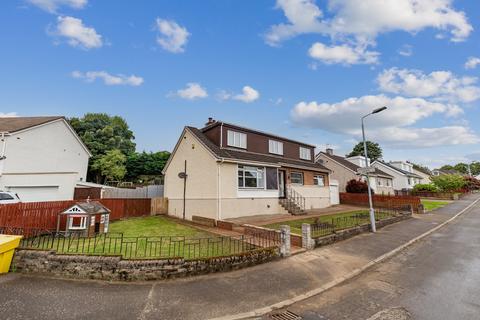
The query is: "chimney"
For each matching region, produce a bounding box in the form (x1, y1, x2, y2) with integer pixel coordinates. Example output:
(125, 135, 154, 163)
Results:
(326, 148, 334, 155)
(205, 117, 216, 126)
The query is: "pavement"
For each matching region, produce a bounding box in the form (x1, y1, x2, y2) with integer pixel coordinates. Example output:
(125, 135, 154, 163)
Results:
(0, 194, 478, 320)
(267, 193, 480, 320)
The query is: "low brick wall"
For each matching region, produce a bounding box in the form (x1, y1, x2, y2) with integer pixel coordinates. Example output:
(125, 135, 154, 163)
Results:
(313, 214, 411, 248)
(12, 248, 279, 281)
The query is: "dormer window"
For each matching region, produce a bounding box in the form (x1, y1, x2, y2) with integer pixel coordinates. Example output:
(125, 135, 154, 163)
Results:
(227, 130, 247, 149)
(269, 140, 283, 155)
(299, 147, 311, 160)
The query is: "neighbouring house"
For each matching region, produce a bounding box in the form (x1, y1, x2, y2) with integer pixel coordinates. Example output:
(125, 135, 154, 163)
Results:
(163, 118, 335, 221)
(412, 167, 432, 184)
(0, 116, 91, 202)
(432, 168, 460, 176)
(372, 160, 422, 191)
(316, 149, 394, 195)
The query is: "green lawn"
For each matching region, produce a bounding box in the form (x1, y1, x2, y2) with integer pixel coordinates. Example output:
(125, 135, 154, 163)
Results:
(421, 200, 450, 211)
(108, 216, 212, 237)
(264, 210, 395, 237)
(21, 216, 256, 260)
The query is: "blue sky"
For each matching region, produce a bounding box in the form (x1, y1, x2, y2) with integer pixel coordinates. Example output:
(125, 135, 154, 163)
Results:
(1, 0, 479, 168)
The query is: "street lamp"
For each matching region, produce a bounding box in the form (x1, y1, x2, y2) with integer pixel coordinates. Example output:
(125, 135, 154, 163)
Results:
(362, 106, 387, 233)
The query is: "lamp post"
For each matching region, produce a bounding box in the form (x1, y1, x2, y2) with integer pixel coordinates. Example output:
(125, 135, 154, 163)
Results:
(362, 106, 387, 233)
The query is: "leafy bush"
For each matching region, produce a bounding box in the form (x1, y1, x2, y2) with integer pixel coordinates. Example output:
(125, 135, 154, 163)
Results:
(346, 179, 374, 194)
(431, 174, 466, 192)
(464, 176, 480, 191)
(412, 183, 438, 193)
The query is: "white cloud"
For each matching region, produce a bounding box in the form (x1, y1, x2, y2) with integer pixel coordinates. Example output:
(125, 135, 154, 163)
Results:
(28, 0, 87, 13)
(377, 68, 480, 103)
(465, 57, 480, 70)
(398, 44, 413, 57)
(217, 86, 260, 103)
(290, 94, 475, 147)
(175, 83, 208, 100)
(233, 86, 260, 103)
(368, 127, 480, 148)
(72, 71, 143, 86)
(308, 42, 379, 65)
(0, 112, 18, 117)
(265, 0, 325, 46)
(266, 0, 472, 45)
(54, 16, 102, 49)
(266, 0, 472, 65)
(155, 18, 190, 53)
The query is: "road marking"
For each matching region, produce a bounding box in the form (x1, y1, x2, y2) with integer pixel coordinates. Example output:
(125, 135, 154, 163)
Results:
(210, 197, 480, 320)
(138, 283, 156, 320)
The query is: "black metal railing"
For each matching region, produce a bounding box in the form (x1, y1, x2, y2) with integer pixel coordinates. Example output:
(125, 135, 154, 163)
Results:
(310, 207, 407, 238)
(9, 229, 280, 260)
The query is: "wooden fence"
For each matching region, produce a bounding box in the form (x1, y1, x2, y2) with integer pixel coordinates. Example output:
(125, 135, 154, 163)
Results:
(151, 197, 168, 215)
(340, 193, 421, 213)
(0, 198, 152, 232)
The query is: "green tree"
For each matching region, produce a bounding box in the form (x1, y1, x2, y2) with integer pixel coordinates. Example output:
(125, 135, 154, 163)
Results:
(91, 149, 127, 183)
(431, 174, 466, 192)
(411, 163, 432, 175)
(346, 141, 383, 161)
(69, 113, 136, 182)
(125, 151, 171, 182)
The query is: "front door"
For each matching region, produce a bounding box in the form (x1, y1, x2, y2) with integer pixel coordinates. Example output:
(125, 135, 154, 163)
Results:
(278, 170, 286, 198)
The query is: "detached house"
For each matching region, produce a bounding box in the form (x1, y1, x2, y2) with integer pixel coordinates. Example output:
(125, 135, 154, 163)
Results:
(316, 149, 394, 195)
(372, 160, 422, 191)
(0, 116, 91, 202)
(163, 119, 335, 221)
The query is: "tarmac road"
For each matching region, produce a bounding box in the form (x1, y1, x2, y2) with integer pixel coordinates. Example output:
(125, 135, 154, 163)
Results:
(267, 198, 480, 320)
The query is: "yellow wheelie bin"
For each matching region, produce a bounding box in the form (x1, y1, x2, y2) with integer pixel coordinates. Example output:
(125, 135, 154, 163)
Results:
(0, 235, 22, 273)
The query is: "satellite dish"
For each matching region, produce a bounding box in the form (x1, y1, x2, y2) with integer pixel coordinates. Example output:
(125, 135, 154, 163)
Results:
(178, 172, 187, 179)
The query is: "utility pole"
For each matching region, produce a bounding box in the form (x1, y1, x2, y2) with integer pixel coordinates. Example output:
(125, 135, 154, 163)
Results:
(361, 106, 387, 233)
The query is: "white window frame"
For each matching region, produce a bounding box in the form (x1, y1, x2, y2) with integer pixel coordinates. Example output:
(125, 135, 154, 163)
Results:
(299, 147, 311, 160)
(238, 165, 265, 189)
(313, 175, 325, 187)
(290, 172, 304, 185)
(269, 140, 284, 155)
(227, 130, 247, 149)
(69, 215, 87, 230)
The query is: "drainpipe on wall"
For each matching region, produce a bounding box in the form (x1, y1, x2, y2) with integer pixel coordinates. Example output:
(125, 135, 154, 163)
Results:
(0, 132, 9, 178)
(217, 158, 224, 221)
(220, 123, 224, 148)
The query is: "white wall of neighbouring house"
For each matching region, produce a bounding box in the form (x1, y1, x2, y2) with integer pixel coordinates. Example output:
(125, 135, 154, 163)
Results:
(0, 119, 90, 202)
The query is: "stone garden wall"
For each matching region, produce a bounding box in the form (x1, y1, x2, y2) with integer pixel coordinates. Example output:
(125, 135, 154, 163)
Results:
(12, 247, 279, 281)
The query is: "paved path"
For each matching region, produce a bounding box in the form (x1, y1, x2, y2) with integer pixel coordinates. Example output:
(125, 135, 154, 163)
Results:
(0, 194, 478, 320)
(269, 193, 480, 320)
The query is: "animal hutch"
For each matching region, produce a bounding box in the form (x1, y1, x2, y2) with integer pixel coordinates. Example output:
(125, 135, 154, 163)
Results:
(57, 201, 111, 236)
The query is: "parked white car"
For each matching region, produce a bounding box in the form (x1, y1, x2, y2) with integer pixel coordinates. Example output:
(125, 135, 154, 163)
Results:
(0, 191, 21, 204)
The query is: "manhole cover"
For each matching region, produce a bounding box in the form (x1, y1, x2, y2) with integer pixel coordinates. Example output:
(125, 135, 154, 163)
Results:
(270, 310, 302, 320)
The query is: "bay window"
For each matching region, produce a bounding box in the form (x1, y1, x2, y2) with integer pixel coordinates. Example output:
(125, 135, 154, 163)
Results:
(238, 165, 264, 188)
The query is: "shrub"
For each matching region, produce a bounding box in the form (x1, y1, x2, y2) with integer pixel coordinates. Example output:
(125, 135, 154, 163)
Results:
(412, 183, 438, 193)
(346, 179, 374, 194)
(431, 174, 466, 192)
(464, 176, 480, 191)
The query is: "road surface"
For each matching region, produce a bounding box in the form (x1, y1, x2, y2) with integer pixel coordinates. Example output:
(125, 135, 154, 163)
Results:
(267, 199, 480, 320)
